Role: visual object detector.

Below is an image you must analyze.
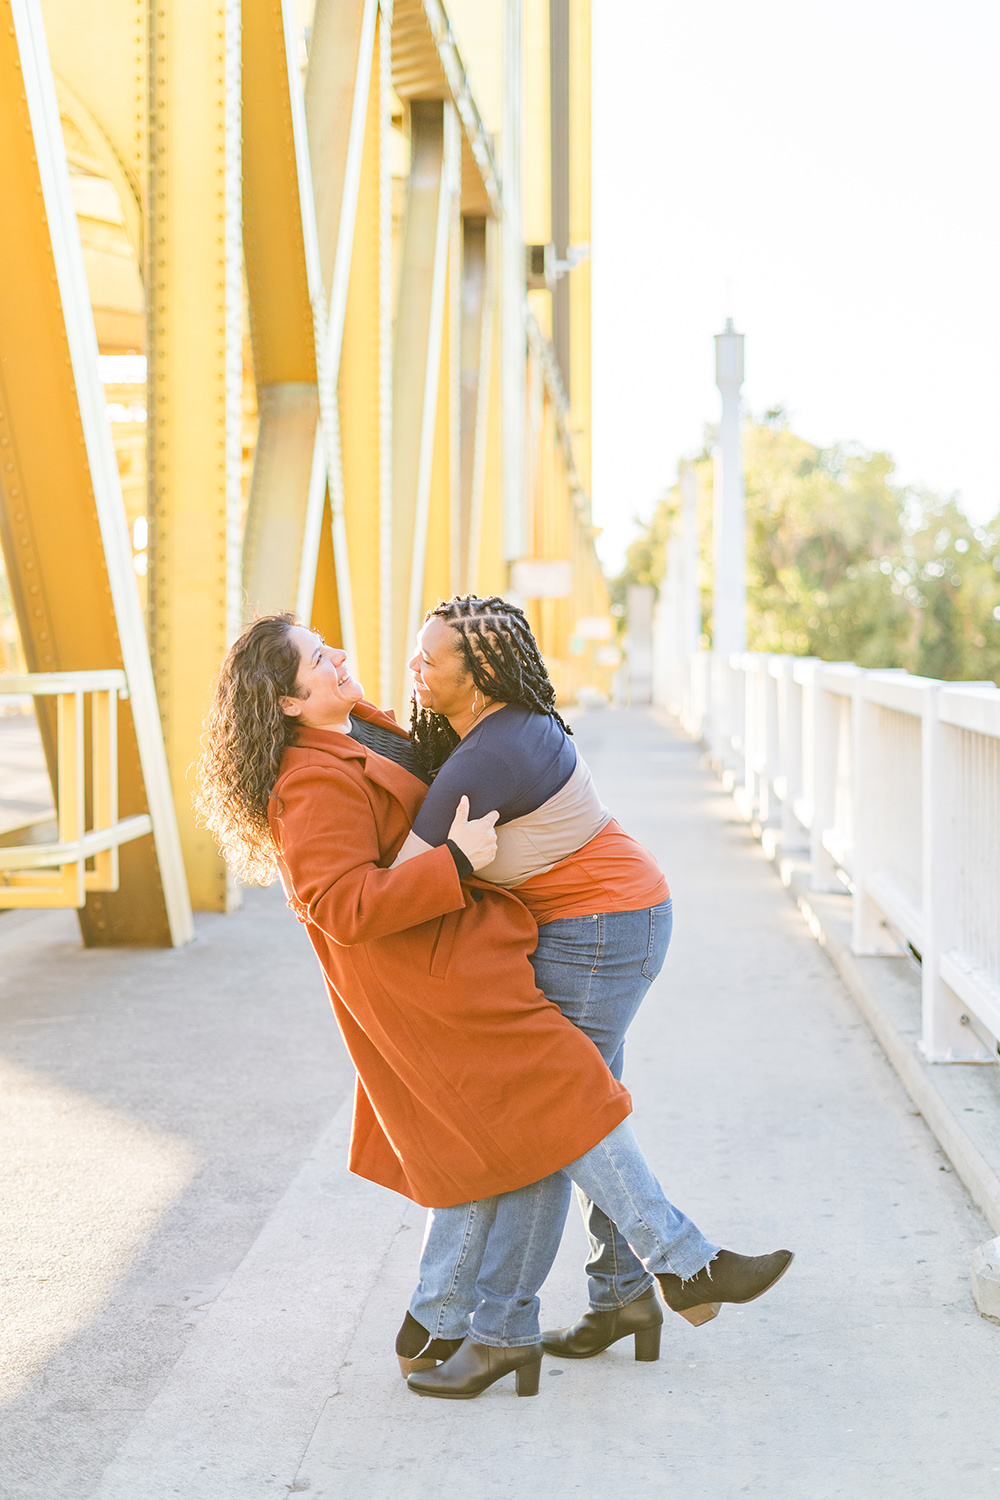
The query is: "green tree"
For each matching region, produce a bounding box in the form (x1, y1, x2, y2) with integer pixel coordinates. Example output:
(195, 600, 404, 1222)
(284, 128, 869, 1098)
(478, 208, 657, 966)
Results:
(615, 413, 1000, 684)
(891, 496, 1000, 683)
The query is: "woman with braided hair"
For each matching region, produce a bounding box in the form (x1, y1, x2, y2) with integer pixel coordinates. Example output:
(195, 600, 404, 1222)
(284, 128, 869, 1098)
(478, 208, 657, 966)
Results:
(197, 611, 792, 1404)
(391, 594, 791, 1399)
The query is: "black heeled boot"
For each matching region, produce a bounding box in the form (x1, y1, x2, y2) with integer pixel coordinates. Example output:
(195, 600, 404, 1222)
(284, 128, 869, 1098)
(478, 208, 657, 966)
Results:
(656, 1248, 794, 1327)
(541, 1285, 663, 1360)
(394, 1310, 465, 1377)
(407, 1336, 542, 1399)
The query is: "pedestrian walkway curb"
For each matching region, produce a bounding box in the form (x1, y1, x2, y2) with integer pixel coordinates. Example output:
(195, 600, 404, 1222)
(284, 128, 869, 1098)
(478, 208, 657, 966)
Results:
(743, 810, 1000, 1325)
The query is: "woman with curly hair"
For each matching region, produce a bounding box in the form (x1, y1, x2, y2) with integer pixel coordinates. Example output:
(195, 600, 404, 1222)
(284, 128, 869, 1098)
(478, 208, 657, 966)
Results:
(197, 611, 791, 1401)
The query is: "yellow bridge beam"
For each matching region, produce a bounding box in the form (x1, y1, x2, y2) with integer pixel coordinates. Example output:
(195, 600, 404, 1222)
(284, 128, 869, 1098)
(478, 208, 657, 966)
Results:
(0, 0, 610, 938)
(0, 0, 191, 944)
(241, 0, 322, 625)
(146, 0, 243, 912)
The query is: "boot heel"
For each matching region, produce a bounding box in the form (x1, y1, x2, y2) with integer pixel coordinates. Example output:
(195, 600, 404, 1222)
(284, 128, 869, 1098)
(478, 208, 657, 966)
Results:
(677, 1301, 720, 1327)
(633, 1324, 661, 1361)
(515, 1357, 541, 1397)
(397, 1353, 439, 1377)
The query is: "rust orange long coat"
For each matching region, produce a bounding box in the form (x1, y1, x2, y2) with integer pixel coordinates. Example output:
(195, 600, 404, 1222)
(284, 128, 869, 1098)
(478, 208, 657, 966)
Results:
(268, 702, 631, 1208)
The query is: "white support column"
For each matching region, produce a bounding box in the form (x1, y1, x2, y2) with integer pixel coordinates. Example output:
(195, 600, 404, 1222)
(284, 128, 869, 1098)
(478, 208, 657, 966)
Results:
(679, 461, 701, 727)
(712, 319, 746, 657)
(710, 321, 745, 769)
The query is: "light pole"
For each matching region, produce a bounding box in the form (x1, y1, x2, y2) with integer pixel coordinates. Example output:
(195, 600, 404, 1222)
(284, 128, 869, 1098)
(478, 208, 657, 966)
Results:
(712, 319, 746, 767)
(713, 318, 746, 657)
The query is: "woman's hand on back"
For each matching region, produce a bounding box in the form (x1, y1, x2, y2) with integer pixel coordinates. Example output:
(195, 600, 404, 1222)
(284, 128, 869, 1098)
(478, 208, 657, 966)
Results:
(448, 794, 499, 871)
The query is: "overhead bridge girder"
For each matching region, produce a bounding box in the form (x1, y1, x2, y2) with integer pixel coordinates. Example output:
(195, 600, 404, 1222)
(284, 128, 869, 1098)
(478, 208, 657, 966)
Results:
(0, 0, 609, 937)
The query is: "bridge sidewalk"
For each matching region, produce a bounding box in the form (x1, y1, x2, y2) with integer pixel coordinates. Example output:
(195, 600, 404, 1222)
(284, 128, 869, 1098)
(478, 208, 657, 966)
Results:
(2, 708, 999, 1499)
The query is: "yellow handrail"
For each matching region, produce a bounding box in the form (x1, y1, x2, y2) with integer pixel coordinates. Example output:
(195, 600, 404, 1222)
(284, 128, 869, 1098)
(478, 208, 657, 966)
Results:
(0, 671, 152, 908)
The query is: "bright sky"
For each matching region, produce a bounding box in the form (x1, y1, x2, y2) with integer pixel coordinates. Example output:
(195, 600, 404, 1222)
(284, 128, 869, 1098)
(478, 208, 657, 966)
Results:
(590, 0, 1000, 571)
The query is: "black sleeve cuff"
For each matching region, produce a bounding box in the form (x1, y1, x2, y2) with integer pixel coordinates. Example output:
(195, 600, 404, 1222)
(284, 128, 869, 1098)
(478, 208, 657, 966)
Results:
(445, 839, 474, 879)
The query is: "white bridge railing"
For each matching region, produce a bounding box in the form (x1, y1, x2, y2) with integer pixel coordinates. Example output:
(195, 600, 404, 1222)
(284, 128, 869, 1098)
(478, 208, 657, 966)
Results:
(660, 651, 1000, 1064)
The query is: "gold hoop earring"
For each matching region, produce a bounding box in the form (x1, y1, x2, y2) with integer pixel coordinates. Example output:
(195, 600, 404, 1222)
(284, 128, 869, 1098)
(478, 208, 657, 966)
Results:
(471, 689, 484, 717)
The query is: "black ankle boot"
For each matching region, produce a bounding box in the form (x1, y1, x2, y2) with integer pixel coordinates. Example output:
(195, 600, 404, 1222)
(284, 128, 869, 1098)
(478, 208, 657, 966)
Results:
(656, 1248, 794, 1327)
(407, 1337, 542, 1399)
(541, 1286, 663, 1360)
(394, 1311, 464, 1377)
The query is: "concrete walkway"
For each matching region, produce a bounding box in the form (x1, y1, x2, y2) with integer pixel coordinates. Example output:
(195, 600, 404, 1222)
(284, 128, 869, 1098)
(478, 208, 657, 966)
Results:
(2, 709, 998, 1500)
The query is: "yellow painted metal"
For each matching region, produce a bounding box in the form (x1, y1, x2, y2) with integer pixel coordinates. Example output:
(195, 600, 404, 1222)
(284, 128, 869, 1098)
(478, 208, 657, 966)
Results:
(458, 216, 491, 592)
(241, 0, 321, 620)
(338, 9, 389, 698)
(0, 0, 190, 942)
(0, 674, 153, 909)
(87, 684, 118, 891)
(0, 0, 609, 954)
(390, 98, 449, 708)
(523, 0, 551, 278)
(243, 0, 317, 382)
(146, 0, 242, 912)
(421, 215, 456, 616)
(41, 0, 146, 260)
(310, 492, 345, 648)
(471, 290, 504, 595)
(392, 0, 501, 221)
(242, 385, 322, 618)
(441, 0, 502, 137)
(568, 0, 591, 494)
(307, 0, 371, 298)
(57, 693, 85, 907)
(303, 0, 379, 667)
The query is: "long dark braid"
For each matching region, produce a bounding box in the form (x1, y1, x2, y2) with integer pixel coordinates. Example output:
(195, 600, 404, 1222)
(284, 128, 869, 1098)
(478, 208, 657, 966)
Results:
(409, 594, 572, 776)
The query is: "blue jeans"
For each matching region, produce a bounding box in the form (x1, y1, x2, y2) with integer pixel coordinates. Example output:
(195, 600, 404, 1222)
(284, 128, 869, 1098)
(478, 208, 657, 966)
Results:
(412, 1119, 719, 1346)
(410, 901, 718, 1344)
(530, 902, 672, 1308)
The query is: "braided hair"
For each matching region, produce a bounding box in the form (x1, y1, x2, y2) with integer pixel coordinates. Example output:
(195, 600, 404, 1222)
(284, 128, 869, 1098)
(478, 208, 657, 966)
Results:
(409, 594, 572, 776)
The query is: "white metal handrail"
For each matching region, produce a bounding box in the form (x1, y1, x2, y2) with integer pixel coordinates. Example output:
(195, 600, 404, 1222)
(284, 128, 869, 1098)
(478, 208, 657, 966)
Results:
(654, 636, 1000, 1065)
(0, 670, 152, 907)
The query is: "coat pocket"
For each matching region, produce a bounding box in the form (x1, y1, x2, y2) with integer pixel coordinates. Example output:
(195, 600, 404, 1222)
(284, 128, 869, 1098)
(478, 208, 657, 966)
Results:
(429, 908, 462, 978)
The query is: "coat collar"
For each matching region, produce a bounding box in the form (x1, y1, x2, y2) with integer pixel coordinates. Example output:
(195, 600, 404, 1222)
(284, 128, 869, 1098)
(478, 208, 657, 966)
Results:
(352, 699, 410, 739)
(286, 706, 424, 801)
(290, 699, 409, 763)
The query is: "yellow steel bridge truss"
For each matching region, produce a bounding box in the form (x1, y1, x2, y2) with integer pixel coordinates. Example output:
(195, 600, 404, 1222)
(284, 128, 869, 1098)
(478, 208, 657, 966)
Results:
(0, 0, 610, 942)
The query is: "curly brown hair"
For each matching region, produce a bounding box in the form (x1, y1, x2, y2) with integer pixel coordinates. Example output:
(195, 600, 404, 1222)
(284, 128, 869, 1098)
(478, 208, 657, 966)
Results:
(409, 594, 572, 776)
(194, 613, 303, 884)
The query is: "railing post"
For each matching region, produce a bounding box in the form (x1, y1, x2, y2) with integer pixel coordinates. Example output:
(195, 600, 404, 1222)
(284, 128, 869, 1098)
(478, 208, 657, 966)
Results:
(760, 657, 779, 825)
(852, 672, 913, 955)
(781, 657, 816, 853)
(708, 651, 726, 768)
(90, 686, 119, 892)
(729, 653, 746, 784)
(809, 668, 841, 891)
(690, 649, 710, 741)
(56, 690, 85, 907)
(738, 653, 757, 820)
(920, 686, 993, 1060)
(775, 657, 793, 846)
